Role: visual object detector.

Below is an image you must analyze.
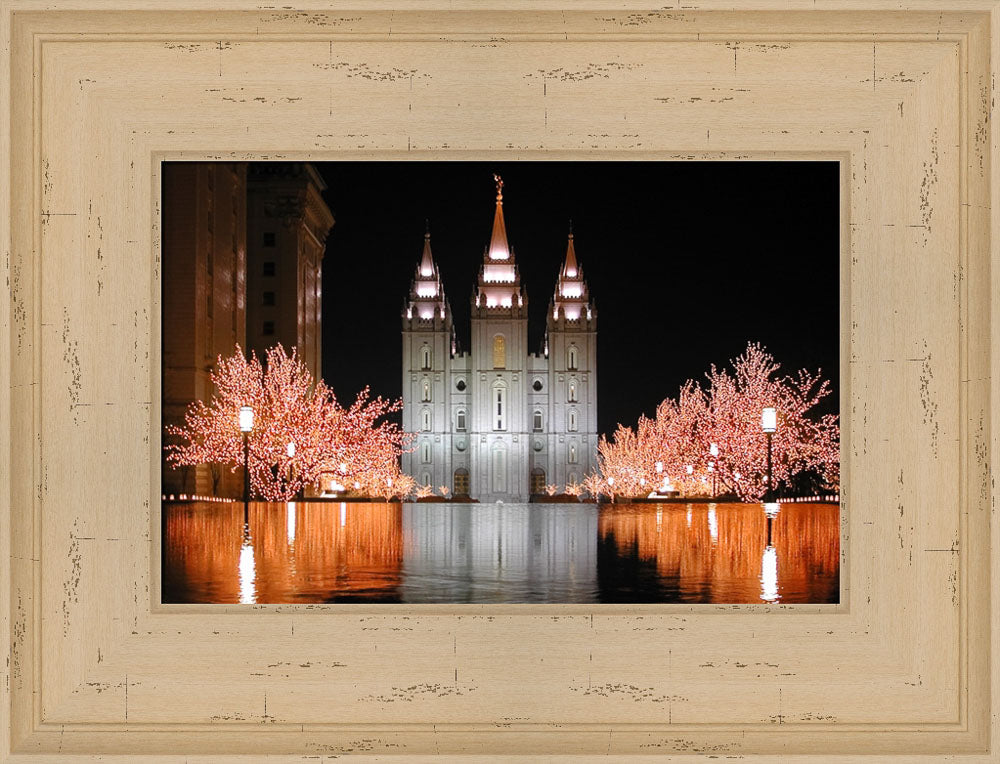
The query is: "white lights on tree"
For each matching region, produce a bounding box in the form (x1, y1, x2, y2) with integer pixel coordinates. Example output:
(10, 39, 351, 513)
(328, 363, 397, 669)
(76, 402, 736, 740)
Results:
(710, 442, 719, 457)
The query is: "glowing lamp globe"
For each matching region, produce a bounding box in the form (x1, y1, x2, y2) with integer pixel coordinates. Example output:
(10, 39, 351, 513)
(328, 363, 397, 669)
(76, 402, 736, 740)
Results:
(286, 442, 295, 458)
(686, 465, 693, 475)
(710, 442, 719, 457)
(238, 406, 254, 433)
(607, 476, 615, 487)
(655, 461, 663, 474)
(763, 502, 780, 518)
(761, 406, 777, 433)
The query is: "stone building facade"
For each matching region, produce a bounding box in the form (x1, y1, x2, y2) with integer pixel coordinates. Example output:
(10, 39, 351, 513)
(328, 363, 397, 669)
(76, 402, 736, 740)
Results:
(401, 178, 598, 502)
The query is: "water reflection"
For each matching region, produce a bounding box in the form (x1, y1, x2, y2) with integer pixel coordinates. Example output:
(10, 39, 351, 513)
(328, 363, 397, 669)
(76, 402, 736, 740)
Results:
(162, 501, 839, 604)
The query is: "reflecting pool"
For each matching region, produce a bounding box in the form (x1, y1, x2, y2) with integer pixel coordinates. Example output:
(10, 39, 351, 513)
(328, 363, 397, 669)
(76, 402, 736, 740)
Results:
(161, 501, 840, 604)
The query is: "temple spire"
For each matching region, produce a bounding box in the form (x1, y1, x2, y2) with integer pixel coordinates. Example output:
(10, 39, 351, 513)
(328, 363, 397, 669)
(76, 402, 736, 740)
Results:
(488, 174, 510, 260)
(563, 221, 578, 278)
(419, 222, 434, 277)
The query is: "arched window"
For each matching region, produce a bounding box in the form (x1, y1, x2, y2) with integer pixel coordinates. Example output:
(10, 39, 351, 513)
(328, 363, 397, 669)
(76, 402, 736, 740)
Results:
(530, 467, 546, 494)
(421, 378, 431, 402)
(453, 468, 470, 495)
(421, 409, 431, 431)
(421, 442, 431, 463)
(421, 345, 432, 370)
(493, 382, 507, 431)
(568, 345, 578, 370)
(568, 381, 577, 402)
(568, 409, 578, 432)
(533, 409, 543, 431)
(492, 334, 506, 369)
(456, 409, 467, 431)
(568, 443, 578, 463)
(422, 472, 430, 485)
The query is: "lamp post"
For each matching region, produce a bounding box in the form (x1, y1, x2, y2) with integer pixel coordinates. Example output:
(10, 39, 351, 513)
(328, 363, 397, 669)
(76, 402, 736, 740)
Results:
(761, 407, 777, 502)
(286, 441, 296, 498)
(239, 406, 254, 516)
(709, 442, 719, 497)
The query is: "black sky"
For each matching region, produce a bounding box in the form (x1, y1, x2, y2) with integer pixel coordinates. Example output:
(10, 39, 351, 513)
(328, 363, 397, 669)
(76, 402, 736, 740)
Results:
(315, 161, 840, 438)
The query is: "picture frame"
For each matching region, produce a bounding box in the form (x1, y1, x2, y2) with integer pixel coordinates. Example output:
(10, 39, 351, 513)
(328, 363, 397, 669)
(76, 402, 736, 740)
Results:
(1, 2, 995, 759)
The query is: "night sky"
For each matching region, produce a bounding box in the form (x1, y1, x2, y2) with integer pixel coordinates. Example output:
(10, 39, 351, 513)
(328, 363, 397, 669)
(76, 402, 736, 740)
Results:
(315, 161, 840, 437)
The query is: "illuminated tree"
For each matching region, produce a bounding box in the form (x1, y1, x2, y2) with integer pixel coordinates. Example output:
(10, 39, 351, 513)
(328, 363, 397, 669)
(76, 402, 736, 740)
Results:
(438, 485, 451, 499)
(166, 345, 412, 501)
(565, 480, 584, 498)
(414, 483, 434, 500)
(587, 343, 839, 501)
(545, 483, 559, 497)
(695, 343, 839, 501)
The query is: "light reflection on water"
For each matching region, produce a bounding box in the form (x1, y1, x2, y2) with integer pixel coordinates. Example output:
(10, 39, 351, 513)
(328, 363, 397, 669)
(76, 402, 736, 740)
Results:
(162, 501, 839, 604)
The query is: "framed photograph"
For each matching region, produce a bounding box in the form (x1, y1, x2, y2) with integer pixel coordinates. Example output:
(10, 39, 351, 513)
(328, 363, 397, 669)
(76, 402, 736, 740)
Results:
(2, 2, 996, 760)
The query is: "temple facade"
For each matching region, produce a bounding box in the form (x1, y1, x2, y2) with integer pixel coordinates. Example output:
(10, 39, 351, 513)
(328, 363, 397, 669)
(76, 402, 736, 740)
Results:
(401, 177, 598, 502)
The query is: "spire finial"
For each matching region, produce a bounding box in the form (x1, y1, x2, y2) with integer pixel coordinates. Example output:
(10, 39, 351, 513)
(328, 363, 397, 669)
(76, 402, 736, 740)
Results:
(425, 218, 430, 238)
(568, 218, 574, 239)
(493, 173, 504, 202)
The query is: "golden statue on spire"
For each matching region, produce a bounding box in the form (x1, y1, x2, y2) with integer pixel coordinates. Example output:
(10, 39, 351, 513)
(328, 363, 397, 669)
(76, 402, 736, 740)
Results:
(493, 173, 504, 202)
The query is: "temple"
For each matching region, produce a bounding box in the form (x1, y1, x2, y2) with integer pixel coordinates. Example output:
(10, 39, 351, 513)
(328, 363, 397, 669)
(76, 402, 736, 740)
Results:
(401, 176, 598, 502)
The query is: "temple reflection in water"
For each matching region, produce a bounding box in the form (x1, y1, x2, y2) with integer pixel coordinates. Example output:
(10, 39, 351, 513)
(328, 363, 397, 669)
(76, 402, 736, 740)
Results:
(162, 501, 839, 604)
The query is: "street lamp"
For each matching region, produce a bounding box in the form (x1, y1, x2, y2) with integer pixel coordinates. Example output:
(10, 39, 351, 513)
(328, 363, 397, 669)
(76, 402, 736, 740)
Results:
(239, 406, 254, 509)
(761, 406, 777, 501)
(709, 442, 719, 497)
(286, 441, 296, 497)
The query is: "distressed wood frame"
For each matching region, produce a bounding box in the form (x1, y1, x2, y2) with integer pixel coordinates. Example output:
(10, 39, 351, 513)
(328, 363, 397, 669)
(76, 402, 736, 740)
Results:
(1, 1, 998, 760)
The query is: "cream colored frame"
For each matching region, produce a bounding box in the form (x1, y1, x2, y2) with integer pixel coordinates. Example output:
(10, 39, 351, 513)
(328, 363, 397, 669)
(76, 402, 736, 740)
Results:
(1, 2, 997, 760)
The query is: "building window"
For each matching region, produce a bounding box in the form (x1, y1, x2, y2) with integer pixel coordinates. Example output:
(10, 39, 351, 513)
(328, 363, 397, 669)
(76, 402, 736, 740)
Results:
(492, 334, 506, 369)
(568, 409, 578, 432)
(532, 379, 543, 392)
(262, 261, 276, 277)
(454, 468, 470, 495)
(456, 378, 467, 391)
(421, 345, 432, 370)
(493, 384, 506, 430)
(568, 381, 577, 402)
(262, 291, 275, 306)
(262, 321, 275, 335)
(456, 410, 466, 431)
(530, 468, 546, 494)
(569, 443, 578, 463)
(421, 442, 431, 463)
(421, 409, 431, 431)
(263, 231, 276, 247)
(533, 410, 543, 431)
(422, 379, 431, 402)
(568, 346, 578, 370)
